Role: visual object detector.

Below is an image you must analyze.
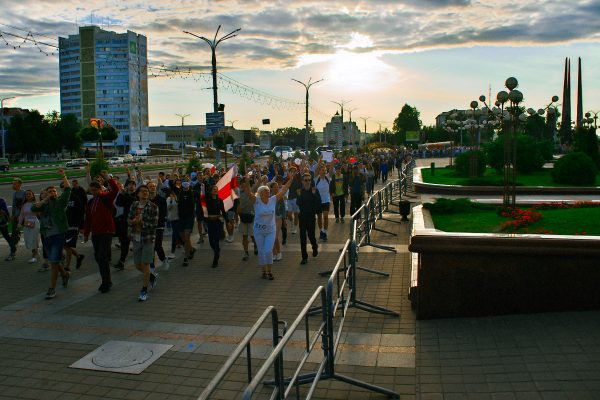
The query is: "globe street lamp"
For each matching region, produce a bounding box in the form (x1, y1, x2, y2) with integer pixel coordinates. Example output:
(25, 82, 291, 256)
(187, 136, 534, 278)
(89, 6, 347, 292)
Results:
(1, 96, 15, 158)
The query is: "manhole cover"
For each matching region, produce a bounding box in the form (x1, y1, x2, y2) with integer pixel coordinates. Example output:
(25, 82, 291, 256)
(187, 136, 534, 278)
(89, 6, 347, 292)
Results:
(92, 343, 154, 368)
(70, 341, 173, 374)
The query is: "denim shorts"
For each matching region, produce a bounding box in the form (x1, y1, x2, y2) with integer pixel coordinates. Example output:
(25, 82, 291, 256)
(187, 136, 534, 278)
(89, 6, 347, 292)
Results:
(42, 233, 66, 263)
(132, 240, 154, 265)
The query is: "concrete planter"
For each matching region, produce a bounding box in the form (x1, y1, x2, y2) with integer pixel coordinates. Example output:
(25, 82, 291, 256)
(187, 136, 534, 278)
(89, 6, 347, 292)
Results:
(408, 205, 600, 319)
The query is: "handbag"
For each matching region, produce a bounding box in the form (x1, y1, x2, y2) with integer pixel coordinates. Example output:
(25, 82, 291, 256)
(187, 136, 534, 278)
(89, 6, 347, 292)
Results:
(240, 213, 254, 223)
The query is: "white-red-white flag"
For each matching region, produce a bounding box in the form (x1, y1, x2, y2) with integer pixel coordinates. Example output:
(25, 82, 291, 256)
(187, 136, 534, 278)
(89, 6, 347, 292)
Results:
(216, 165, 238, 211)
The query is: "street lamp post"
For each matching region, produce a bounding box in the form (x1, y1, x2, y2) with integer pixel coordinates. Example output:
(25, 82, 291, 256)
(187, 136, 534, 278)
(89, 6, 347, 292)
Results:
(359, 116, 370, 148)
(175, 114, 190, 159)
(292, 77, 323, 151)
(184, 26, 240, 113)
(346, 107, 357, 147)
(332, 99, 351, 149)
(1, 97, 15, 158)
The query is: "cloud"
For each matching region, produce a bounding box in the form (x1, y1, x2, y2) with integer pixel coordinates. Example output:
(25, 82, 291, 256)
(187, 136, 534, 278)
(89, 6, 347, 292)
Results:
(1, 0, 600, 100)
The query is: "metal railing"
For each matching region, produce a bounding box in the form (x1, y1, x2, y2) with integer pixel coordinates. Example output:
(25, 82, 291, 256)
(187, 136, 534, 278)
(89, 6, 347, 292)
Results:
(197, 306, 286, 400)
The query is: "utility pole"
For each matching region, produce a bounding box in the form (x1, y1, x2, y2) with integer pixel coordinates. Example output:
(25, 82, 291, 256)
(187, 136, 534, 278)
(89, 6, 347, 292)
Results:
(176, 113, 190, 159)
(292, 77, 323, 151)
(359, 116, 370, 147)
(1, 97, 15, 158)
(346, 107, 357, 147)
(332, 99, 351, 148)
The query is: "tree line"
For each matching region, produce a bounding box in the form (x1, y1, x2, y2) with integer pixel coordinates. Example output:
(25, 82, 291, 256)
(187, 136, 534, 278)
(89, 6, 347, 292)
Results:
(7, 110, 118, 159)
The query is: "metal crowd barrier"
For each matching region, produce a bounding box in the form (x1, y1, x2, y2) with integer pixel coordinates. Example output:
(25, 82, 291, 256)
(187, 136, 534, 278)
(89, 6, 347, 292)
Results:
(197, 306, 286, 400)
(199, 241, 399, 399)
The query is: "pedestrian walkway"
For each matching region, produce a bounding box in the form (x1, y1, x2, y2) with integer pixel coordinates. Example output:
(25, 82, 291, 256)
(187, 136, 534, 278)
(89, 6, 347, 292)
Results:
(0, 185, 417, 399)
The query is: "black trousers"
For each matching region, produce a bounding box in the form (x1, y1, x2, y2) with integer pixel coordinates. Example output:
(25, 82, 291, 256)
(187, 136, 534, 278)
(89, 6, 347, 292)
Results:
(154, 228, 165, 262)
(206, 220, 222, 257)
(116, 218, 130, 263)
(332, 195, 346, 219)
(299, 216, 317, 260)
(350, 193, 364, 217)
(9, 217, 19, 254)
(92, 233, 112, 284)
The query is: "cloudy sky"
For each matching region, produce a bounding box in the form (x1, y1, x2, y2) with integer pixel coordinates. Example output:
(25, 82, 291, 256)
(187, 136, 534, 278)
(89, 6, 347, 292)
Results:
(1, 0, 600, 132)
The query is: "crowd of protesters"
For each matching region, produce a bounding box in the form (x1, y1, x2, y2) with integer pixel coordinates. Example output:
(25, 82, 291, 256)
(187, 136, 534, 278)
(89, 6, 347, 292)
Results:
(0, 148, 413, 302)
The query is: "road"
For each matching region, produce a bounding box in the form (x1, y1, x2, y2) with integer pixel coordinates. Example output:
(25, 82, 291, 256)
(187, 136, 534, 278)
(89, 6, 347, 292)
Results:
(0, 166, 173, 204)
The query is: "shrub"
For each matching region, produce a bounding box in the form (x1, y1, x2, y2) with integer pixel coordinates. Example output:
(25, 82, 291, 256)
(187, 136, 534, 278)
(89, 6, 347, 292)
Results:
(89, 153, 109, 179)
(551, 152, 598, 185)
(423, 198, 495, 214)
(484, 134, 546, 174)
(454, 150, 487, 177)
(186, 156, 202, 174)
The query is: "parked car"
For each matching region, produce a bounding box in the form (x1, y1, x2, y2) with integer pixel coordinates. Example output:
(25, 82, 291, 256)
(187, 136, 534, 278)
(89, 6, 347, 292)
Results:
(0, 157, 9, 171)
(122, 154, 134, 162)
(108, 157, 125, 165)
(271, 146, 293, 158)
(65, 158, 89, 168)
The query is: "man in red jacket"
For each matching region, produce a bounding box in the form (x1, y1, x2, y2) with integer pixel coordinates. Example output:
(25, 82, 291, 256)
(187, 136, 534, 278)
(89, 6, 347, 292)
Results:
(83, 170, 119, 293)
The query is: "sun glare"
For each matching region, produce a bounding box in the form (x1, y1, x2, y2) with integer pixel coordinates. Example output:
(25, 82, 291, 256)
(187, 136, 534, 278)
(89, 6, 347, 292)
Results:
(326, 51, 397, 91)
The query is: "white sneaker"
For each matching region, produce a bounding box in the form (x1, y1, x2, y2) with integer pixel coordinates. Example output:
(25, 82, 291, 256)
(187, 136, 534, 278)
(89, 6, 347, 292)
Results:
(28, 257, 37, 264)
(291, 225, 297, 234)
(167, 253, 176, 260)
(161, 259, 170, 271)
(276, 253, 282, 261)
(225, 235, 234, 243)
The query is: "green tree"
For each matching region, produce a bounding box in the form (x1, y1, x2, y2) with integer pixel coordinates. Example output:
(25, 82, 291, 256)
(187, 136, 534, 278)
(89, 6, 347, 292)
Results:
(213, 133, 235, 150)
(393, 103, 422, 144)
(7, 110, 50, 159)
(58, 114, 83, 156)
(573, 126, 600, 167)
(421, 126, 450, 143)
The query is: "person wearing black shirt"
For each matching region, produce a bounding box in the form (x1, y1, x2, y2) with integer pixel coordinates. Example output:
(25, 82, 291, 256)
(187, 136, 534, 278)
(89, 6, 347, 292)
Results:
(174, 180, 196, 266)
(113, 179, 137, 271)
(62, 182, 85, 271)
(205, 184, 228, 268)
(296, 173, 321, 265)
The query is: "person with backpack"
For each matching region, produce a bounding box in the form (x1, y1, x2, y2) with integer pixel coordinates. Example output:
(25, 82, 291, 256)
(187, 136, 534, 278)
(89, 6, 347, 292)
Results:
(349, 165, 367, 217)
(83, 171, 120, 293)
(330, 166, 348, 223)
(314, 162, 331, 242)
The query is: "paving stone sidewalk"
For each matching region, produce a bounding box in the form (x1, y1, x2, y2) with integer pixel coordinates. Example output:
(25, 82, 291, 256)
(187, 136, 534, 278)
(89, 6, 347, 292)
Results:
(0, 189, 417, 400)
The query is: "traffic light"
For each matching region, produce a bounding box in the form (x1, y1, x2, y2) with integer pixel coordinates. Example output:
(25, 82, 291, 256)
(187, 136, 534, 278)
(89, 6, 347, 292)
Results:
(89, 118, 103, 129)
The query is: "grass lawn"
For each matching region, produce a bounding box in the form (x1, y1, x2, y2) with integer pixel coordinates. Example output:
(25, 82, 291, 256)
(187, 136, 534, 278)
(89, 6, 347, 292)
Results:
(421, 167, 600, 187)
(0, 162, 187, 184)
(430, 206, 600, 236)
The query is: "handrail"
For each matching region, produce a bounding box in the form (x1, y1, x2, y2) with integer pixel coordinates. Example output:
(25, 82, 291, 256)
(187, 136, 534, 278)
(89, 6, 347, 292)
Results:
(242, 286, 327, 400)
(197, 306, 282, 400)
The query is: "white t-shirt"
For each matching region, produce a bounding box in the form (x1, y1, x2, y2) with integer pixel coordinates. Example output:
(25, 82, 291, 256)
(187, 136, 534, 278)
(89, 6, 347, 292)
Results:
(253, 196, 277, 234)
(315, 175, 331, 204)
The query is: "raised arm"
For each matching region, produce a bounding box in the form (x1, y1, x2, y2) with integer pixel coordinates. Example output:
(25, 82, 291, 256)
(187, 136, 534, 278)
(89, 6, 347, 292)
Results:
(242, 177, 257, 204)
(275, 169, 296, 201)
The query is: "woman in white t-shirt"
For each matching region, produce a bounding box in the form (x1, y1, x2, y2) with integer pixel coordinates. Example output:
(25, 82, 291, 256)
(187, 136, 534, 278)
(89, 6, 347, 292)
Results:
(242, 169, 296, 280)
